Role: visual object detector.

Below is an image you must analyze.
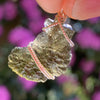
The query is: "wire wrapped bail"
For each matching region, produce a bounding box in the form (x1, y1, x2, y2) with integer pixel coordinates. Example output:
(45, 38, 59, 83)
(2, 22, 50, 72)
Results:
(56, 9, 75, 47)
(56, 9, 68, 24)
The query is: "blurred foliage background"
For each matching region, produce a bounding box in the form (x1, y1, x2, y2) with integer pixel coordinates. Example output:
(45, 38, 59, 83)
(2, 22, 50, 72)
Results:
(0, 0, 100, 100)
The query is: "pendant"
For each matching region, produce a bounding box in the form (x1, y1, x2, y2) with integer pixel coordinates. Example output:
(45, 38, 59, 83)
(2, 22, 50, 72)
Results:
(8, 10, 75, 83)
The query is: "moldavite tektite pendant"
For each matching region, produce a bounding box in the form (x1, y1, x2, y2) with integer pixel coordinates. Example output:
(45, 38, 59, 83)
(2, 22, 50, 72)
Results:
(8, 12, 75, 82)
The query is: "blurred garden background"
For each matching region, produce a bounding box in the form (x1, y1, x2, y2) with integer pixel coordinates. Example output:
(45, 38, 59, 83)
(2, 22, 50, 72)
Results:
(0, 0, 100, 100)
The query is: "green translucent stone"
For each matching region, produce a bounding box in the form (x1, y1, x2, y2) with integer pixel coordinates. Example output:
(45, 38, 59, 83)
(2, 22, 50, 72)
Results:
(8, 18, 75, 82)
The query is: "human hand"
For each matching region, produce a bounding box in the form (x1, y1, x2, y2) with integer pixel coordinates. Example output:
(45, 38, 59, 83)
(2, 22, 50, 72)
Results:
(36, 0, 100, 20)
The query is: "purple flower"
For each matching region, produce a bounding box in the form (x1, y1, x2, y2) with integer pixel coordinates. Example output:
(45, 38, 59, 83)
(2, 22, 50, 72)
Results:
(18, 77, 37, 91)
(20, 0, 41, 20)
(0, 5, 4, 21)
(57, 75, 69, 84)
(75, 28, 100, 50)
(57, 75, 77, 85)
(92, 91, 100, 100)
(79, 59, 95, 74)
(88, 17, 100, 24)
(69, 49, 76, 66)
(8, 26, 35, 47)
(4, 2, 17, 20)
(0, 25, 3, 37)
(20, 0, 45, 35)
(29, 18, 44, 35)
(0, 85, 11, 100)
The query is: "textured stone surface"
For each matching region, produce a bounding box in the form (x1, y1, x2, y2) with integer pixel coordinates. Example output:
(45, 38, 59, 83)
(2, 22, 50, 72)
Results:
(8, 18, 75, 82)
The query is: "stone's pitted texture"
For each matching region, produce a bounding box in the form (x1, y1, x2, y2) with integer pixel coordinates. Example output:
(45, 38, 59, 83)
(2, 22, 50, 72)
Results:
(8, 47, 47, 82)
(8, 18, 75, 82)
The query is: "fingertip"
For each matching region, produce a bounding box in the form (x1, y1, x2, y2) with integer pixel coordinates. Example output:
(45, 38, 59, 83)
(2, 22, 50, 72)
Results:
(72, 0, 100, 20)
(36, 0, 100, 20)
(63, 0, 75, 18)
(36, 0, 62, 13)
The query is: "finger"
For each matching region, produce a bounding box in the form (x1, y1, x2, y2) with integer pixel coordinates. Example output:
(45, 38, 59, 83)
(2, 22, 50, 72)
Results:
(36, 0, 100, 20)
(36, 0, 63, 13)
(63, 0, 100, 20)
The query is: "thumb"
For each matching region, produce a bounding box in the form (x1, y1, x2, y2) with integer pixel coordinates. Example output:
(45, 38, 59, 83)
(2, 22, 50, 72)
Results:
(36, 0, 100, 20)
(63, 0, 100, 20)
(36, 0, 62, 13)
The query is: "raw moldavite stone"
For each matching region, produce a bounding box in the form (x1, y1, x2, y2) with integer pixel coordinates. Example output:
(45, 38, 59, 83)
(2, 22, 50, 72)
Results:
(8, 18, 75, 83)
